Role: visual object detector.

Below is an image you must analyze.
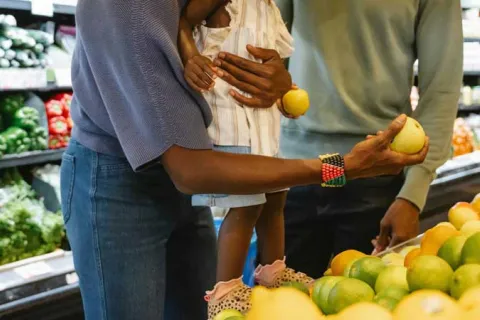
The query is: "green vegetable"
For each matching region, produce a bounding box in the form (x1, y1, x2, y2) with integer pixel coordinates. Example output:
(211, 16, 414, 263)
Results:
(0, 58, 8, 68)
(0, 135, 8, 157)
(1, 94, 24, 116)
(33, 43, 44, 54)
(1, 127, 31, 154)
(13, 106, 40, 132)
(0, 36, 12, 50)
(4, 49, 15, 60)
(10, 59, 19, 68)
(27, 30, 53, 47)
(0, 169, 65, 265)
(29, 127, 48, 151)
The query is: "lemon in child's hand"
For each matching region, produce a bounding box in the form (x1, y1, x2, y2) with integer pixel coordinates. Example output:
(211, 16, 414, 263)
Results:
(282, 89, 310, 117)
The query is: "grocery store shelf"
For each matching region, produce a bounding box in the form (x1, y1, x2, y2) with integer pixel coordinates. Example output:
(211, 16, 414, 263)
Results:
(0, 69, 72, 92)
(459, 104, 480, 112)
(0, 149, 64, 169)
(0, 251, 76, 308)
(0, 0, 76, 15)
(462, 0, 480, 8)
(434, 151, 480, 185)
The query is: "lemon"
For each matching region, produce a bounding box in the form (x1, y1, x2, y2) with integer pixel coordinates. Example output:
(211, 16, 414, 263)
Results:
(348, 256, 386, 289)
(327, 278, 375, 314)
(282, 89, 310, 117)
(311, 276, 345, 315)
(461, 232, 480, 264)
(407, 256, 453, 293)
(437, 235, 467, 270)
(450, 264, 480, 299)
(375, 265, 409, 294)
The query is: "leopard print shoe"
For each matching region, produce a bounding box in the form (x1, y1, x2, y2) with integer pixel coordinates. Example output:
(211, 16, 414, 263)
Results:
(269, 267, 314, 288)
(206, 280, 252, 320)
(255, 258, 314, 289)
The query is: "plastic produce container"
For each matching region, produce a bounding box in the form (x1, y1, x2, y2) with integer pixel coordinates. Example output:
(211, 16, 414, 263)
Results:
(213, 218, 257, 287)
(376, 234, 423, 258)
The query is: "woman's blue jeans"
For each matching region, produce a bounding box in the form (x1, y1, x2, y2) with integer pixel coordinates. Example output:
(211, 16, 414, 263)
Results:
(60, 140, 216, 320)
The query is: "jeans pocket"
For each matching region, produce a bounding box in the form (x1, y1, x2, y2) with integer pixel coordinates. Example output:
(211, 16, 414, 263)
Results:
(60, 153, 75, 225)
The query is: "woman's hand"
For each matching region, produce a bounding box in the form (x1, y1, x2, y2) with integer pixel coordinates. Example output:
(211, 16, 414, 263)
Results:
(214, 45, 292, 108)
(184, 55, 217, 93)
(344, 114, 429, 180)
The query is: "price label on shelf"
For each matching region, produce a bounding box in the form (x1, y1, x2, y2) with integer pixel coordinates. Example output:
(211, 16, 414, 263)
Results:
(31, 0, 54, 17)
(53, 68, 72, 87)
(0, 69, 48, 90)
(14, 261, 53, 280)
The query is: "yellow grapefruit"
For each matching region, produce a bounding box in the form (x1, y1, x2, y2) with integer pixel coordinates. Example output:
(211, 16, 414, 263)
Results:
(458, 286, 480, 310)
(247, 287, 323, 320)
(393, 290, 464, 320)
(337, 302, 393, 320)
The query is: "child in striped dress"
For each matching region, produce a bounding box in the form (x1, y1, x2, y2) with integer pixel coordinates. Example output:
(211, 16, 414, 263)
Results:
(178, 1, 312, 318)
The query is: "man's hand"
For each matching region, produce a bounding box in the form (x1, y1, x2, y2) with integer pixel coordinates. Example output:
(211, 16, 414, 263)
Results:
(344, 115, 429, 180)
(184, 55, 217, 93)
(214, 45, 292, 108)
(373, 198, 420, 254)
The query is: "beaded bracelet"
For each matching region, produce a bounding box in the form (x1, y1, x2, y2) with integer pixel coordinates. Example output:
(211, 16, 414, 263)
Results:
(319, 153, 346, 187)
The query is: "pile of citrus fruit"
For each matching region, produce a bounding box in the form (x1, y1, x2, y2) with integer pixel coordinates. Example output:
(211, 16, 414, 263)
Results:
(214, 194, 480, 320)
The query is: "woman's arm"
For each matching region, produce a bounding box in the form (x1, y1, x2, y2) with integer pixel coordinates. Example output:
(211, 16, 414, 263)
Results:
(163, 115, 429, 195)
(178, 0, 226, 91)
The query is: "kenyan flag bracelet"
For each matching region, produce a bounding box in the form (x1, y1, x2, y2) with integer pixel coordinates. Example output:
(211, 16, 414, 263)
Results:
(319, 153, 347, 187)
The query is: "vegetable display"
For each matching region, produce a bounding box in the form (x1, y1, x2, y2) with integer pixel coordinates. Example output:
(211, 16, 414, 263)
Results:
(0, 15, 53, 69)
(0, 169, 64, 265)
(45, 93, 73, 149)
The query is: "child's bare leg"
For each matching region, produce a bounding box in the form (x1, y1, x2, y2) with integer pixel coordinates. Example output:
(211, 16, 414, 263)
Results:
(217, 204, 263, 282)
(255, 191, 287, 265)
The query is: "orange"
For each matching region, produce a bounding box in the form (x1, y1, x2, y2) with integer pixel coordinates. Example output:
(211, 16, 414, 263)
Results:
(420, 225, 459, 255)
(404, 248, 421, 268)
(331, 250, 366, 276)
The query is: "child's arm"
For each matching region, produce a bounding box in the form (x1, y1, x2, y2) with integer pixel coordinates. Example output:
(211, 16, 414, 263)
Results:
(179, 0, 225, 92)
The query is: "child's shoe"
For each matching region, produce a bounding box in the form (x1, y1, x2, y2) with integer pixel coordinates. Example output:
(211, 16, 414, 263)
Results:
(205, 277, 252, 320)
(255, 257, 314, 288)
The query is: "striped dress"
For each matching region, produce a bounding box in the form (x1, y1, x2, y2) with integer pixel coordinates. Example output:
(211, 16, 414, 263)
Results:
(194, 0, 294, 157)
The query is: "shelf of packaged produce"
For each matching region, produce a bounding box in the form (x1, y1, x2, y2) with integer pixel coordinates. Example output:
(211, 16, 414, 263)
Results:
(462, 0, 480, 8)
(434, 151, 480, 185)
(0, 0, 76, 15)
(458, 104, 480, 112)
(0, 250, 77, 310)
(0, 149, 64, 169)
(0, 68, 72, 92)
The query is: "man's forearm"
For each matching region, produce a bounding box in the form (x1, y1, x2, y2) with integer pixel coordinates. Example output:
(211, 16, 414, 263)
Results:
(163, 146, 323, 195)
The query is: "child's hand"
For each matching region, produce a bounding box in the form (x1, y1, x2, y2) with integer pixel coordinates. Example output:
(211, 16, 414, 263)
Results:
(184, 55, 217, 92)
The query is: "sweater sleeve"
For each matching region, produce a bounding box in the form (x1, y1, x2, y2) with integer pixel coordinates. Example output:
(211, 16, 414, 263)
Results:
(397, 0, 463, 210)
(74, 0, 212, 170)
